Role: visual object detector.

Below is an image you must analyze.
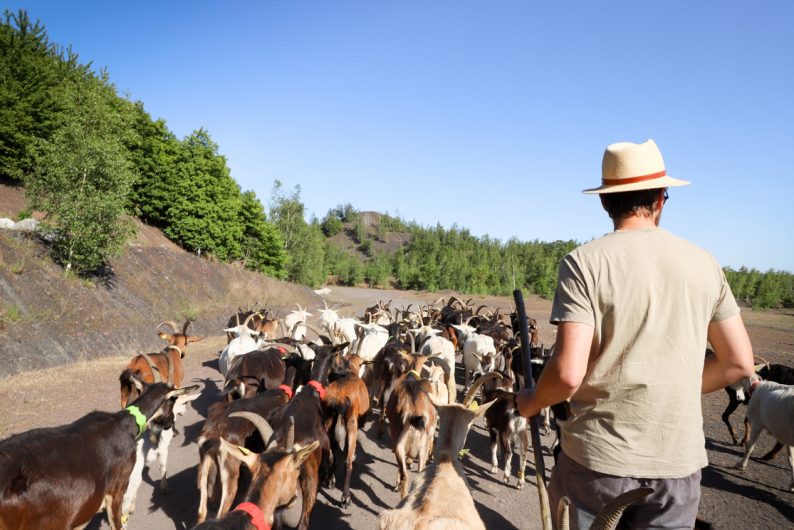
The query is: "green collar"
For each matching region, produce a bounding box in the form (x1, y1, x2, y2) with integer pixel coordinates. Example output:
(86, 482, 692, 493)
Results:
(125, 405, 147, 438)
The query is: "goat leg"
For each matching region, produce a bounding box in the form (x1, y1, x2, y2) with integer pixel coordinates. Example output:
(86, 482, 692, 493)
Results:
(761, 441, 784, 461)
(341, 416, 358, 507)
(500, 429, 512, 484)
(721, 397, 742, 445)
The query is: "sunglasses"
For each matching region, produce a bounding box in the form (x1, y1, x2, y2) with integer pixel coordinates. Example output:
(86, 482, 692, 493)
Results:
(663, 190, 669, 204)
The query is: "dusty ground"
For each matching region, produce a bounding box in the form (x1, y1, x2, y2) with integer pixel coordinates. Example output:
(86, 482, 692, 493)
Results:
(0, 286, 793, 529)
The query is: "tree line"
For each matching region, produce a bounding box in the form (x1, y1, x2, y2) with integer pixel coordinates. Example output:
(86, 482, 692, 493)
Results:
(2, 10, 792, 308)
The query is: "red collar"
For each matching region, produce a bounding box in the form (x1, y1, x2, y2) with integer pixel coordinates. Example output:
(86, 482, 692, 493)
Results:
(234, 502, 270, 530)
(278, 384, 293, 400)
(306, 380, 326, 400)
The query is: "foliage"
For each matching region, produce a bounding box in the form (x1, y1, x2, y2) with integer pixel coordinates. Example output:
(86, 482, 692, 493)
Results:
(320, 211, 343, 237)
(238, 190, 287, 277)
(26, 72, 136, 273)
(269, 181, 326, 286)
(0, 10, 72, 182)
(724, 267, 794, 309)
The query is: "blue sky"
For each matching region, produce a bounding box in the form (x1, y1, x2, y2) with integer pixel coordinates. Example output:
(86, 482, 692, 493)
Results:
(10, 1, 794, 272)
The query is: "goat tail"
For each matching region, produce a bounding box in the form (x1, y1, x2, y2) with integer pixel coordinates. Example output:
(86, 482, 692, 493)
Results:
(327, 396, 351, 419)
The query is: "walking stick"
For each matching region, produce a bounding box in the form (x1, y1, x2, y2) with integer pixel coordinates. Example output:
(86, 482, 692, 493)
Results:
(513, 289, 553, 530)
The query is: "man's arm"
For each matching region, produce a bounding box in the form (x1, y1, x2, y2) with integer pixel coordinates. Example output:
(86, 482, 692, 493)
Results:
(702, 313, 755, 394)
(516, 321, 593, 418)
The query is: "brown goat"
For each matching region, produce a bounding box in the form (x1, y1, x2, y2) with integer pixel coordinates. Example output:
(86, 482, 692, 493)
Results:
(119, 320, 204, 407)
(194, 415, 320, 530)
(323, 352, 371, 507)
(196, 385, 292, 524)
(385, 355, 438, 498)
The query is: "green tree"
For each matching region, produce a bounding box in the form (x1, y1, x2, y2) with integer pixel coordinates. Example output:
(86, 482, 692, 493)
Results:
(269, 181, 325, 286)
(0, 10, 73, 182)
(163, 129, 244, 260)
(26, 73, 136, 273)
(238, 190, 287, 277)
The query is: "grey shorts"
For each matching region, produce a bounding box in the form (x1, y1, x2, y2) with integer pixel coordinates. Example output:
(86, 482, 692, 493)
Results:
(548, 452, 701, 530)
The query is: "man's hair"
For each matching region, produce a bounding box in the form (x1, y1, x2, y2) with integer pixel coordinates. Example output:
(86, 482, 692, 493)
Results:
(600, 188, 663, 220)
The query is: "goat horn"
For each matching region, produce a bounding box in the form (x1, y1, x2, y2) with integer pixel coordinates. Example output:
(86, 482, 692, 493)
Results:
(322, 300, 329, 310)
(753, 355, 770, 372)
(589, 487, 654, 530)
(462, 372, 502, 408)
(229, 411, 274, 448)
(295, 303, 303, 312)
(157, 321, 180, 333)
(181, 319, 192, 335)
(242, 312, 258, 328)
(556, 497, 571, 530)
(286, 416, 295, 450)
(425, 356, 451, 379)
(463, 315, 475, 326)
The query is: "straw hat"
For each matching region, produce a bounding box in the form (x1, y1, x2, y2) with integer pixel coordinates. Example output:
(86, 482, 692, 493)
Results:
(583, 139, 690, 194)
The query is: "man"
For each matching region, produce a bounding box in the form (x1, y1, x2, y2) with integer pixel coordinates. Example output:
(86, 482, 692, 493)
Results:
(517, 139, 754, 529)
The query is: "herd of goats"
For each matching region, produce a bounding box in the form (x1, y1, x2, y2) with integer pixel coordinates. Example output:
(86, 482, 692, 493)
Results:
(1, 296, 793, 530)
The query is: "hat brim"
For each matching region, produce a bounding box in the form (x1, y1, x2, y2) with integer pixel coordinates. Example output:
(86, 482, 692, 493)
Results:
(582, 175, 690, 194)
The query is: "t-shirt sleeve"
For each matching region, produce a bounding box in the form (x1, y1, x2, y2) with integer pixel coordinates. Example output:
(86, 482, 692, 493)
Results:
(550, 253, 595, 327)
(711, 265, 740, 323)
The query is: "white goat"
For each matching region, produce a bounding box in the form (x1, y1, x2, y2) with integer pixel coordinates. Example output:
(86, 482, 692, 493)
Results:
(283, 303, 313, 340)
(453, 323, 497, 390)
(317, 300, 340, 338)
(219, 314, 259, 376)
(736, 380, 794, 491)
(350, 322, 389, 363)
(418, 334, 457, 404)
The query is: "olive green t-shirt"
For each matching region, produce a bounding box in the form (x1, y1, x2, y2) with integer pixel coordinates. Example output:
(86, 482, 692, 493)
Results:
(550, 227, 739, 478)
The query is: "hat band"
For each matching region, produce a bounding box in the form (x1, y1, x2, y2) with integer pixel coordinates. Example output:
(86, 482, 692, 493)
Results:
(602, 170, 666, 186)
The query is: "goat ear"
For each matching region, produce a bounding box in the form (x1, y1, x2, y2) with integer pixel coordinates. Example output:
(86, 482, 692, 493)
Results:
(333, 342, 350, 353)
(219, 437, 259, 471)
(188, 335, 205, 343)
(292, 440, 320, 467)
(474, 398, 498, 418)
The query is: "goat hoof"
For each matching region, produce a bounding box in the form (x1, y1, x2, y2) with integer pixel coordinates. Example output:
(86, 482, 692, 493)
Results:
(516, 481, 524, 490)
(341, 495, 351, 508)
(490, 466, 498, 474)
(503, 475, 510, 484)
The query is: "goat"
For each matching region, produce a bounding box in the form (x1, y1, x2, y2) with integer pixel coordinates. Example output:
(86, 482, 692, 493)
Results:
(385, 354, 439, 499)
(119, 319, 203, 407)
(196, 382, 294, 524)
(722, 358, 794, 449)
(193, 415, 320, 530)
(0, 383, 196, 530)
(378, 376, 498, 530)
(220, 313, 260, 376)
(264, 342, 348, 529)
(477, 371, 529, 488)
(223, 348, 287, 401)
(453, 322, 498, 390)
(373, 339, 414, 437)
(350, 322, 390, 364)
(122, 385, 200, 521)
(417, 332, 457, 404)
(323, 352, 371, 507)
(283, 304, 313, 340)
(224, 309, 263, 344)
(736, 380, 794, 491)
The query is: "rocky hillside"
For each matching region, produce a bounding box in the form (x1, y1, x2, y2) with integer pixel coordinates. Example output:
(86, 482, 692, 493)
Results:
(0, 184, 319, 377)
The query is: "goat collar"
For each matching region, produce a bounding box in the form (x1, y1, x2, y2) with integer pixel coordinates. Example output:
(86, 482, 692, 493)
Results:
(408, 369, 422, 380)
(165, 345, 184, 358)
(306, 380, 326, 400)
(278, 384, 294, 400)
(125, 405, 147, 438)
(233, 502, 270, 530)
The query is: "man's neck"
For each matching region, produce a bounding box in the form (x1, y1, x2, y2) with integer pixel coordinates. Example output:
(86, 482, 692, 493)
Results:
(613, 214, 659, 231)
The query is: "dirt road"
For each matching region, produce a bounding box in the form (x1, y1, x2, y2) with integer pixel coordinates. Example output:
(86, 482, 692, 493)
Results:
(1, 287, 792, 529)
